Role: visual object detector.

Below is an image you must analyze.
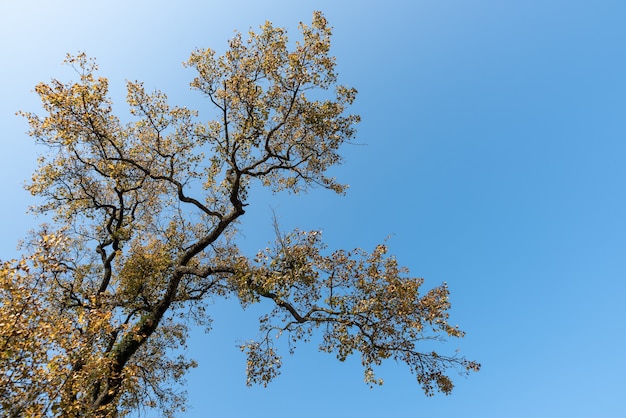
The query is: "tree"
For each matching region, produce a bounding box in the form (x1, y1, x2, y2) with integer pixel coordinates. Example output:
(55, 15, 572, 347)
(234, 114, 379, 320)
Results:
(1, 12, 479, 417)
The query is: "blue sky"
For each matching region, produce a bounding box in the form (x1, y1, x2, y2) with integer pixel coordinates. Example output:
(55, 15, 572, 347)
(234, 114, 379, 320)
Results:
(2, 1, 626, 417)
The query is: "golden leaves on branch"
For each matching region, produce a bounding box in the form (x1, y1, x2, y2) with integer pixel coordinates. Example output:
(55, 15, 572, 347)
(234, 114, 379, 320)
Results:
(184, 10, 359, 195)
(237, 229, 480, 395)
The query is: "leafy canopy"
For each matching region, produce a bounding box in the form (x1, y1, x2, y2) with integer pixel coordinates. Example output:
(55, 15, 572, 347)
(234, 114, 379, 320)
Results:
(1, 12, 479, 417)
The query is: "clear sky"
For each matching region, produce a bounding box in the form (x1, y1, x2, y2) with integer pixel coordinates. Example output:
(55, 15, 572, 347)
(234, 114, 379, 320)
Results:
(2, 1, 625, 417)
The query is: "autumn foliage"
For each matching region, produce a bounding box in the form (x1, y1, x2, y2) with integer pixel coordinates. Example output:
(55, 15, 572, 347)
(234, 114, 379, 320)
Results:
(0, 12, 479, 417)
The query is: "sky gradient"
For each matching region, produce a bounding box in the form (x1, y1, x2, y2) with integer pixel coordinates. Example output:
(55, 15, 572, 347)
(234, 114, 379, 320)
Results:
(1, 1, 625, 417)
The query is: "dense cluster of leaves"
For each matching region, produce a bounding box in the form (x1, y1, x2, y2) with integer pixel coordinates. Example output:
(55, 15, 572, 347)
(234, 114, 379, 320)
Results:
(0, 12, 478, 417)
